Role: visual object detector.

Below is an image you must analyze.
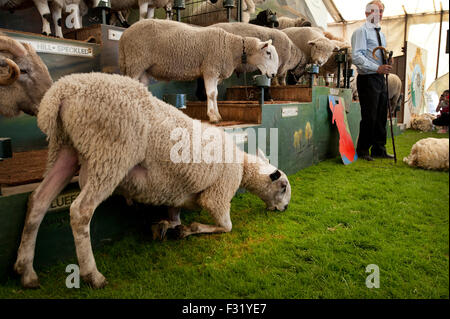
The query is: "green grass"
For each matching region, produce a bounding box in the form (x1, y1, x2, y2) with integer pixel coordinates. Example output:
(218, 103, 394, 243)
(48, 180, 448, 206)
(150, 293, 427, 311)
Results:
(1, 130, 448, 299)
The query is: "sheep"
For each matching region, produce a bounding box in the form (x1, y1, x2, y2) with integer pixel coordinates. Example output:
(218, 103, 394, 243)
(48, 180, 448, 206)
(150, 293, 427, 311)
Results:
(403, 138, 449, 171)
(249, 8, 279, 28)
(282, 27, 340, 68)
(409, 113, 436, 132)
(0, 32, 53, 117)
(14, 72, 292, 288)
(210, 22, 307, 86)
(184, 0, 264, 26)
(118, 19, 279, 123)
(276, 15, 312, 29)
(387, 73, 403, 113)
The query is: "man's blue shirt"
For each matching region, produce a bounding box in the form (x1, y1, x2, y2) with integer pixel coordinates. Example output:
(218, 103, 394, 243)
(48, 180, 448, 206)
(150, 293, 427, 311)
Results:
(351, 22, 386, 75)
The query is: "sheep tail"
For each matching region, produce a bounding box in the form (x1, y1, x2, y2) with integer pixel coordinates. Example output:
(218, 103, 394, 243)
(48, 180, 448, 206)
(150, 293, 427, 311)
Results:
(37, 83, 71, 172)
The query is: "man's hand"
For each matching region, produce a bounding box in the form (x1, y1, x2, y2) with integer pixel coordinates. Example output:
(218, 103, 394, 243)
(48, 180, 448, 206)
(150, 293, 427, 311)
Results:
(377, 64, 392, 74)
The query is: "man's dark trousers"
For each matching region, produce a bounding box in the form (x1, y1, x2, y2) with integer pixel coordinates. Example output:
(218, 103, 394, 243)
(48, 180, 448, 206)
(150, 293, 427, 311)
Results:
(356, 73, 388, 156)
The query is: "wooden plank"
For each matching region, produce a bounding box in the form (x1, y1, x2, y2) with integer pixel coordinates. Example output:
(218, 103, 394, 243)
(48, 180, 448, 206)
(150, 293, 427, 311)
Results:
(226, 86, 312, 102)
(183, 101, 262, 124)
(0, 150, 48, 187)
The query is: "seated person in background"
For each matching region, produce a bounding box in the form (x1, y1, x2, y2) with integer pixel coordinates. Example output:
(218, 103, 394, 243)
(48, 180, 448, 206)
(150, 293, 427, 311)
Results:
(433, 89, 449, 133)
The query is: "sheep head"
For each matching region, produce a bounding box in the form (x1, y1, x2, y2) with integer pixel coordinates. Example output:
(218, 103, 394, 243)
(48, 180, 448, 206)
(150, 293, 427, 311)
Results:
(246, 38, 279, 79)
(0, 33, 53, 117)
(243, 149, 292, 212)
(308, 37, 340, 67)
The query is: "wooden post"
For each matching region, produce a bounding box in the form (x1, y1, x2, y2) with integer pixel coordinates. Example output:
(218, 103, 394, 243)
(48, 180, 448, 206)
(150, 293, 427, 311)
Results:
(436, 3, 444, 80)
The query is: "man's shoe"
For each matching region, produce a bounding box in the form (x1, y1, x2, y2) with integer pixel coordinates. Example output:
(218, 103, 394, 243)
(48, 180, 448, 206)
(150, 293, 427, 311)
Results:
(371, 152, 394, 159)
(359, 154, 374, 161)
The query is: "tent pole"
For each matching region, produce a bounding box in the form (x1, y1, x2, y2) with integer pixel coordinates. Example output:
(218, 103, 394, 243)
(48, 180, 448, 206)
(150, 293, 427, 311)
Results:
(436, 3, 444, 80)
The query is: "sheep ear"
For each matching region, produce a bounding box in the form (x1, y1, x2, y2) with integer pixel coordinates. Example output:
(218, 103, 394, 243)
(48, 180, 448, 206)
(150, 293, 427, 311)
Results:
(261, 40, 272, 49)
(257, 148, 269, 163)
(270, 170, 281, 182)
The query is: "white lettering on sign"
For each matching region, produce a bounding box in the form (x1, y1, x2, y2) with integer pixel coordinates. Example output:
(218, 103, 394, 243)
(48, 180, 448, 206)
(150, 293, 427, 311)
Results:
(49, 190, 80, 212)
(330, 88, 340, 96)
(108, 29, 123, 41)
(14, 38, 94, 58)
(281, 107, 298, 118)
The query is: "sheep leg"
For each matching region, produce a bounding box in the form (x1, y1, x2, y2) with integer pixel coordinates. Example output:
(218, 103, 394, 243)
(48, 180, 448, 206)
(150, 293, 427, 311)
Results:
(33, 0, 52, 36)
(173, 180, 236, 239)
(147, 7, 155, 19)
(70, 159, 133, 288)
(51, 2, 63, 38)
(151, 207, 181, 240)
(272, 76, 280, 86)
(14, 147, 79, 288)
(204, 76, 221, 123)
(139, 2, 149, 20)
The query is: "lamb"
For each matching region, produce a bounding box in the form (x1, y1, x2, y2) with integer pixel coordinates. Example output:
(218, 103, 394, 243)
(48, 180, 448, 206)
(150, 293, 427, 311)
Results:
(14, 72, 292, 288)
(0, 33, 53, 117)
(410, 113, 436, 132)
(119, 19, 279, 123)
(210, 22, 307, 86)
(282, 27, 340, 68)
(276, 15, 312, 29)
(403, 138, 449, 171)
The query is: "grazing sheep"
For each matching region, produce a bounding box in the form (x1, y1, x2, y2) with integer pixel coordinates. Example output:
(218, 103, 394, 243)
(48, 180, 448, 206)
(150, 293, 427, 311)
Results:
(0, 32, 53, 117)
(410, 113, 436, 132)
(282, 27, 340, 67)
(210, 22, 307, 86)
(403, 138, 449, 171)
(276, 15, 311, 29)
(14, 72, 292, 288)
(119, 19, 279, 123)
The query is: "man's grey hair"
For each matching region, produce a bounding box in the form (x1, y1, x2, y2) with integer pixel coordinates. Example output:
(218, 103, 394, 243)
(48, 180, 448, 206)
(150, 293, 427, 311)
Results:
(366, 1, 385, 12)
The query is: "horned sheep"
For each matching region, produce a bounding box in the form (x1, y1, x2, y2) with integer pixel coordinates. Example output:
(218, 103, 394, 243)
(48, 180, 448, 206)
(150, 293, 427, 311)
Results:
(14, 72, 292, 288)
(282, 27, 340, 69)
(210, 22, 307, 86)
(119, 19, 279, 123)
(403, 138, 449, 171)
(0, 32, 53, 117)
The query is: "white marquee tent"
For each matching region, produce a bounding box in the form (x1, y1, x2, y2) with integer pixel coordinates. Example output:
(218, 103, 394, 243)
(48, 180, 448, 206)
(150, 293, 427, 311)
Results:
(296, 0, 449, 96)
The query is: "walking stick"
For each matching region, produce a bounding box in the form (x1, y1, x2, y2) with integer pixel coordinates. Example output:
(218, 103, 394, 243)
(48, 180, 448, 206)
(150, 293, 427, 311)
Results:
(373, 46, 397, 163)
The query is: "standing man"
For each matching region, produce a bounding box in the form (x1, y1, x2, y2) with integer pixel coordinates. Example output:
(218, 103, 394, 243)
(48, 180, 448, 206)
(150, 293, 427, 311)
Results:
(351, 0, 394, 161)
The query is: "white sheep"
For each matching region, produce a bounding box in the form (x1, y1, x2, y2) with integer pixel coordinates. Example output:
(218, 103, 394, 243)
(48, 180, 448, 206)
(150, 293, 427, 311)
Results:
(282, 27, 340, 68)
(403, 138, 449, 171)
(210, 22, 307, 86)
(14, 72, 292, 288)
(276, 15, 312, 29)
(118, 19, 279, 123)
(388, 73, 403, 112)
(0, 32, 53, 117)
(410, 113, 436, 132)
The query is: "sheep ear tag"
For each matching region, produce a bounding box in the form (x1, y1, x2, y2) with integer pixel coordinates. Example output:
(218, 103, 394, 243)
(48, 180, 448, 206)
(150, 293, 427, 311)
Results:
(329, 95, 357, 165)
(270, 170, 281, 181)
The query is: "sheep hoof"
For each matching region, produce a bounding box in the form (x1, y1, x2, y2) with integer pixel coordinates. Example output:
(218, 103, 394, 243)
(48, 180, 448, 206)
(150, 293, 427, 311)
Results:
(172, 225, 188, 239)
(20, 271, 40, 289)
(82, 272, 108, 289)
(151, 220, 170, 241)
